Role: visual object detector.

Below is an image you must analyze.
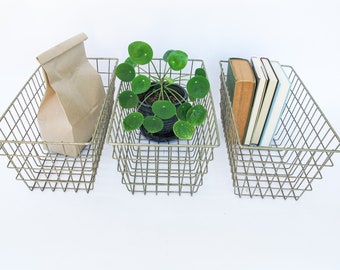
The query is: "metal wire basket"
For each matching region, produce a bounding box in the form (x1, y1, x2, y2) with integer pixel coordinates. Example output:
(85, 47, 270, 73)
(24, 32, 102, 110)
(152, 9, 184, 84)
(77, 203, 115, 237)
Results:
(0, 58, 118, 192)
(219, 60, 340, 200)
(107, 58, 220, 195)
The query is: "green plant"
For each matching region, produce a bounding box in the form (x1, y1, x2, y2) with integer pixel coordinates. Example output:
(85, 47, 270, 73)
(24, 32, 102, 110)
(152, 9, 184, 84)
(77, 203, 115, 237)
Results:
(116, 41, 210, 140)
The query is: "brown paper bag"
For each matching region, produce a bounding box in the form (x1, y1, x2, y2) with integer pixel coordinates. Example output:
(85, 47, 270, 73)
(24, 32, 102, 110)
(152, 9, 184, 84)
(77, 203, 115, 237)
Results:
(36, 33, 105, 157)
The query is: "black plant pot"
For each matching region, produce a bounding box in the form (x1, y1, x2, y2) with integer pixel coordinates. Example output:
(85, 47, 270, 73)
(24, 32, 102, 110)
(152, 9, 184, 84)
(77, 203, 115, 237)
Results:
(138, 83, 188, 142)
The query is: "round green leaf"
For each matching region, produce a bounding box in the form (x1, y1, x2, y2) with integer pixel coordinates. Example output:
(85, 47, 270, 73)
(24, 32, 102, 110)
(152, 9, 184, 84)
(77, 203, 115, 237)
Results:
(173, 120, 195, 140)
(195, 68, 206, 77)
(188, 94, 196, 102)
(125, 57, 136, 67)
(187, 76, 210, 99)
(176, 102, 192, 121)
(163, 50, 174, 61)
(128, 41, 153, 65)
(186, 104, 207, 126)
(165, 77, 174, 84)
(143, 116, 164, 133)
(123, 112, 144, 131)
(168, 50, 188, 71)
(116, 63, 135, 82)
(131, 75, 151, 94)
(152, 100, 176, 120)
(118, 90, 139, 109)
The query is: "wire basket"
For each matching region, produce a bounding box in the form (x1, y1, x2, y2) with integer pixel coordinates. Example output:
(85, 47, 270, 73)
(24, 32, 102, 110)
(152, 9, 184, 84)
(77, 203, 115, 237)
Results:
(0, 58, 118, 192)
(107, 58, 220, 195)
(219, 60, 340, 200)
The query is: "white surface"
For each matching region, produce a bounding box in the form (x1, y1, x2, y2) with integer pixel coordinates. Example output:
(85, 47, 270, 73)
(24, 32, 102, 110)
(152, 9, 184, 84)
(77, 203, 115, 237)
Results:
(1, 0, 340, 269)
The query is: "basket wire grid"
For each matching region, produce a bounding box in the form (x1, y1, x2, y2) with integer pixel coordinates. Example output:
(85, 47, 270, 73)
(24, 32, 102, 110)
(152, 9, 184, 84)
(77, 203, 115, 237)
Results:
(107, 58, 220, 195)
(219, 60, 340, 200)
(0, 58, 118, 192)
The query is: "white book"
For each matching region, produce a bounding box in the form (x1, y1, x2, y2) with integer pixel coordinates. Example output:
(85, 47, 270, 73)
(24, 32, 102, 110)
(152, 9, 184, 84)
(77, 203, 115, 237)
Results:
(259, 61, 291, 146)
(243, 57, 268, 145)
(250, 58, 278, 145)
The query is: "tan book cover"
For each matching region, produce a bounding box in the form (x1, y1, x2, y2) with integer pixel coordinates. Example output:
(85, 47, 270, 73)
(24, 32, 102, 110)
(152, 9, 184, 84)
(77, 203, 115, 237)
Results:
(226, 58, 256, 144)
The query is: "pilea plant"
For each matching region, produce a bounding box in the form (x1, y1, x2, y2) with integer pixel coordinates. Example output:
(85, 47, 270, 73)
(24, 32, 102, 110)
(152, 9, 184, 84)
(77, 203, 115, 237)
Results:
(116, 41, 210, 140)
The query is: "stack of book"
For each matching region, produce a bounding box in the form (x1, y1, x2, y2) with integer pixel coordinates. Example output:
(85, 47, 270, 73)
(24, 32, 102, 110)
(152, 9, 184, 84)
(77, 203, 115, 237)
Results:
(226, 57, 291, 147)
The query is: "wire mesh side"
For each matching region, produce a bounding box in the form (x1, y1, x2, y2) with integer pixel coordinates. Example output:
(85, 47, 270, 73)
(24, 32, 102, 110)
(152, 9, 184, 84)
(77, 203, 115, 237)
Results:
(0, 58, 118, 192)
(113, 137, 213, 194)
(108, 58, 220, 195)
(219, 60, 340, 200)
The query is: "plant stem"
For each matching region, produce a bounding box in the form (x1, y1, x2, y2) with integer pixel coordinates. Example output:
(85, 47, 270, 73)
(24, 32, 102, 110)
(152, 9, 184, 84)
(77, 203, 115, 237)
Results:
(171, 74, 190, 84)
(165, 86, 184, 104)
(150, 61, 162, 81)
(136, 87, 161, 110)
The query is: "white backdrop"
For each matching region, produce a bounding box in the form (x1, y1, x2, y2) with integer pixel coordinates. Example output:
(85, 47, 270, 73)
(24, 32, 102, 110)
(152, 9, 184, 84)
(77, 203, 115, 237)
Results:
(1, 0, 340, 269)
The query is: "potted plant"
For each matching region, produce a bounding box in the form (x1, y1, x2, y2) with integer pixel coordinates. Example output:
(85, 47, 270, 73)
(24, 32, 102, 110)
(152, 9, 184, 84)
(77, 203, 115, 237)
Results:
(115, 41, 210, 141)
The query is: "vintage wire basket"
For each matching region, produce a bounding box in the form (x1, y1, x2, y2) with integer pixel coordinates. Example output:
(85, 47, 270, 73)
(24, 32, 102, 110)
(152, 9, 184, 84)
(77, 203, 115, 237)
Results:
(107, 58, 220, 195)
(0, 58, 118, 192)
(219, 60, 340, 200)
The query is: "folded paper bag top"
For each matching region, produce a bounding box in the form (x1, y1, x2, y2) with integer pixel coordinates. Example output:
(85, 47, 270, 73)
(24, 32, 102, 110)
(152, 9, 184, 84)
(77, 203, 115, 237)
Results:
(36, 33, 105, 157)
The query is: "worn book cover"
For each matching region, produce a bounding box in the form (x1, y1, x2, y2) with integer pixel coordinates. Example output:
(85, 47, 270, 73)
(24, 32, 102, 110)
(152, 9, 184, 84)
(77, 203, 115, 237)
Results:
(244, 56, 269, 145)
(226, 58, 256, 144)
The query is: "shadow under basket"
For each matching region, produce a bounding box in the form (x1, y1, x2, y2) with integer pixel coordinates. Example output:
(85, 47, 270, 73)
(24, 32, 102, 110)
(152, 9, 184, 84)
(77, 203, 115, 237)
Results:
(0, 58, 118, 192)
(107, 58, 220, 195)
(219, 60, 340, 200)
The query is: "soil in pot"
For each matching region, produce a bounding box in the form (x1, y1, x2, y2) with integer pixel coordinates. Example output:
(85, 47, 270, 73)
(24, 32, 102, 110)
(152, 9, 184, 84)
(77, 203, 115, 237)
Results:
(138, 83, 188, 142)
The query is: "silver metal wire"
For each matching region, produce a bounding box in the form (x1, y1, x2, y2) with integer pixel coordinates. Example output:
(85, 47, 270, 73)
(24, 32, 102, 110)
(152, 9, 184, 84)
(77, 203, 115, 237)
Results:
(0, 58, 118, 192)
(107, 58, 220, 195)
(219, 60, 340, 200)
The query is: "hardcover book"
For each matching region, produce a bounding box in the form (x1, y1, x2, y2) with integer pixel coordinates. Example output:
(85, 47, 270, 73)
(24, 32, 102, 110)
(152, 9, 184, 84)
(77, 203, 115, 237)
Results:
(250, 57, 278, 145)
(259, 61, 291, 146)
(243, 56, 269, 145)
(226, 58, 256, 144)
